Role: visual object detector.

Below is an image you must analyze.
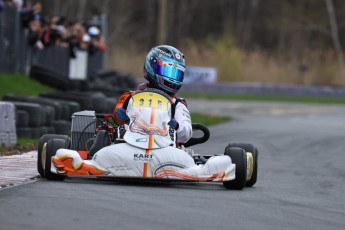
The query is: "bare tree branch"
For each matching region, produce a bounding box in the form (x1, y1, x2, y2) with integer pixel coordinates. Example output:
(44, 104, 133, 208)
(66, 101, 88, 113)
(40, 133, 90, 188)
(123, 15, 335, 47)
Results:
(325, 0, 345, 75)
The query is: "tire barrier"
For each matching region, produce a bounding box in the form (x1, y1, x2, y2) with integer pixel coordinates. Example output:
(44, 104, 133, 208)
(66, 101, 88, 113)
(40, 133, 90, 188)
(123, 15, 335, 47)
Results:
(16, 127, 32, 139)
(6, 101, 43, 127)
(16, 110, 29, 127)
(1, 89, 120, 143)
(0, 102, 17, 146)
(40, 92, 93, 110)
(52, 120, 72, 135)
(29, 65, 70, 91)
(1, 96, 80, 140)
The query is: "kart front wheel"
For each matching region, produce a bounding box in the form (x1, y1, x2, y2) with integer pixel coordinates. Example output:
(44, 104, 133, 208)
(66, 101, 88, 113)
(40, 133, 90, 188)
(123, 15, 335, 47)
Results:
(223, 147, 247, 190)
(37, 134, 70, 177)
(43, 138, 68, 181)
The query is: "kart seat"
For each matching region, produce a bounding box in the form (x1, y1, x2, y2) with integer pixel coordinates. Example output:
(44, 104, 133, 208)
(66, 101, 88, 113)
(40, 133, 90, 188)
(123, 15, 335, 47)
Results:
(88, 130, 111, 159)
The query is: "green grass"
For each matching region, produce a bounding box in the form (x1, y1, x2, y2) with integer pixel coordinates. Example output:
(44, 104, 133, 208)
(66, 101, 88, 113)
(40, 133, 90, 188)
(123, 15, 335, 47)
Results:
(16, 137, 38, 146)
(191, 112, 231, 126)
(180, 92, 345, 104)
(0, 73, 54, 99)
(0, 138, 38, 154)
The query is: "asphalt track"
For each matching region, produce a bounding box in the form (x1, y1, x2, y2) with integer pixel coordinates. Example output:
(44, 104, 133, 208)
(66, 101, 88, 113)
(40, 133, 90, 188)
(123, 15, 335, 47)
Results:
(1, 99, 345, 230)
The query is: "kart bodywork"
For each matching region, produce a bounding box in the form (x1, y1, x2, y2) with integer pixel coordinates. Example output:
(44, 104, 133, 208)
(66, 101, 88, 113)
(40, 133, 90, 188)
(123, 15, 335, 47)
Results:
(38, 89, 258, 190)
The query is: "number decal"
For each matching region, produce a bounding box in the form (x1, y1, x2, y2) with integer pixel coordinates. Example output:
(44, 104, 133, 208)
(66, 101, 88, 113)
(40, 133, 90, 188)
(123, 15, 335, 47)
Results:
(132, 93, 169, 110)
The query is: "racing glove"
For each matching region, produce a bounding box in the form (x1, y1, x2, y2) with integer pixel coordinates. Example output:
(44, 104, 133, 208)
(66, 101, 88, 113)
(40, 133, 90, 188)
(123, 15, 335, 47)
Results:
(116, 107, 130, 122)
(168, 118, 179, 130)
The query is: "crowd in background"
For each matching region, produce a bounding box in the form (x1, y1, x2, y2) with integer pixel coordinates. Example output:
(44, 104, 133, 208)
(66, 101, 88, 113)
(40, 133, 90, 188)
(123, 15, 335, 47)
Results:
(0, 0, 106, 57)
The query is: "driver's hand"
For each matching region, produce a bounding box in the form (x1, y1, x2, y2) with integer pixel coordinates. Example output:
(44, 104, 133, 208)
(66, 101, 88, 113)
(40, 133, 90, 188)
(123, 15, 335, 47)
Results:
(116, 107, 130, 122)
(168, 118, 179, 130)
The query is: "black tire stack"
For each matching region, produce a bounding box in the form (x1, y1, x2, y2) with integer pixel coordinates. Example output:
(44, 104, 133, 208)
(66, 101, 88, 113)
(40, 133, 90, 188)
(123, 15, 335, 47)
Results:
(2, 91, 118, 139)
(2, 95, 75, 138)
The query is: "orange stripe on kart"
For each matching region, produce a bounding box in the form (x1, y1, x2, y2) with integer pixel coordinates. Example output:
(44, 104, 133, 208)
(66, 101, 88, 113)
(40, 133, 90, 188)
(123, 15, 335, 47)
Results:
(155, 169, 225, 181)
(148, 108, 156, 149)
(52, 155, 106, 176)
(143, 149, 151, 177)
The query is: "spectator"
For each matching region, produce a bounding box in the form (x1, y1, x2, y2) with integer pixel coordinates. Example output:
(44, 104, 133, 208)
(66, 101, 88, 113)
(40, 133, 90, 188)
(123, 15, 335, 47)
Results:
(41, 15, 65, 47)
(27, 17, 43, 49)
(13, 0, 22, 11)
(0, 0, 4, 11)
(87, 26, 106, 55)
(20, 2, 41, 28)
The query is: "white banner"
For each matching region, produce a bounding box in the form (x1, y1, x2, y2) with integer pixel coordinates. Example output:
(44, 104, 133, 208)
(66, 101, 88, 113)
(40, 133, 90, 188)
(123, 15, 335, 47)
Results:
(184, 66, 217, 83)
(69, 50, 88, 80)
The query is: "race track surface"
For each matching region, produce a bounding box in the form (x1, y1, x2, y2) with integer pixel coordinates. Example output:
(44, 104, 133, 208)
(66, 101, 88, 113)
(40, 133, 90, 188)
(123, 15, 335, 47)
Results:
(1, 99, 344, 230)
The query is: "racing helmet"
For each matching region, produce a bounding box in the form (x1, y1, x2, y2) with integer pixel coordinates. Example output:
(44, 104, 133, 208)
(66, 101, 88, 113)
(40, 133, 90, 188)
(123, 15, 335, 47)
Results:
(144, 45, 185, 94)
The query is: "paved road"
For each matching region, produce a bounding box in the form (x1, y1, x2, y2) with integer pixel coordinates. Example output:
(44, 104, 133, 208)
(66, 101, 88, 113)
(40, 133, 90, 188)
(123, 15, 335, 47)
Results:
(1, 99, 345, 230)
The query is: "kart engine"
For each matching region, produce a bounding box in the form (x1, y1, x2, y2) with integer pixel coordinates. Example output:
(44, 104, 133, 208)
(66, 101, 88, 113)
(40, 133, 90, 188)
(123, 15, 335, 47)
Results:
(70, 110, 97, 151)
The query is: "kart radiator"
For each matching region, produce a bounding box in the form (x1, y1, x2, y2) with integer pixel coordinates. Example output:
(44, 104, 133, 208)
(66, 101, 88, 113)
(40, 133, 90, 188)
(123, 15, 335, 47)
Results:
(70, 110, 96, 150)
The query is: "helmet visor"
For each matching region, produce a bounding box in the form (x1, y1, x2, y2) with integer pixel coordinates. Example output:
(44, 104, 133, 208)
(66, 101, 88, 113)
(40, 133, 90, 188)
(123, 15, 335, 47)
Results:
(154, 60, 185, 81)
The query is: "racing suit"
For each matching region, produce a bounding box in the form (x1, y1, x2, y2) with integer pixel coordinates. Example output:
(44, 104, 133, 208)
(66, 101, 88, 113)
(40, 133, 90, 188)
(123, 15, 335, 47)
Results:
(113, 83, 192, 144)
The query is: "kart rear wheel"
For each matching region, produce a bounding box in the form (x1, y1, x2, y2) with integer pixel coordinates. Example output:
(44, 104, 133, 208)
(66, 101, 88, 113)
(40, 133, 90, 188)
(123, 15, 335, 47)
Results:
(227, 143, 258, 187)
(223, 147, 247, 190)
(37, 134, 70, 177)
(43, 138, 68, 180)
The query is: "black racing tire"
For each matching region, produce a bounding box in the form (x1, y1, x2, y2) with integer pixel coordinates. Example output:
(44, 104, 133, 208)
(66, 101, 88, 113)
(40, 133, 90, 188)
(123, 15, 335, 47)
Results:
(227, 143, 258, 187)
(37, 134, 70, 177)
(91, 96, 111, 113)
(42, 105, 55, 126)
(44, 138, 67, 180)
(39, 126, 49, 136)
(39, 110, 47, 128)
(10, 101, 42, 127)
(16, 127, 32, 138)
(223, 147, 247, 190)
(40, 92, 92, 110)
(47, 126, 56, 134)
(16, 110, 29, 127)
(3, 95, 63, 121)
(52, 120, 71, 135)
(30, 127, 41, 138)
(29, 65, 70, 91)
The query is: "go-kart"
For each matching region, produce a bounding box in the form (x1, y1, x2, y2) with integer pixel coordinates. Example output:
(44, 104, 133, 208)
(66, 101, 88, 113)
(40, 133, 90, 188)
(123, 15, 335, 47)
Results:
(37, 89, 258, 190)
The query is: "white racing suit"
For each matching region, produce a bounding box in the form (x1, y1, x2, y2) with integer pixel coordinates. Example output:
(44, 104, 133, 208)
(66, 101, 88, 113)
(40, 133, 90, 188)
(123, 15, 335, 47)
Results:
(171, 97, 192, 144)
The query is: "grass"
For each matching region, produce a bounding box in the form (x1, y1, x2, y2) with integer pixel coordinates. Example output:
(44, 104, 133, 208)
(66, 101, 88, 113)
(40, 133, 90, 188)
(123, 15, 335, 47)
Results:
(17, 138, 39, 146)
(180, 92, 345, 104)
(0, 73, 54, 99)
(0, 138, 38, 155)
(191, 112, 231, 126)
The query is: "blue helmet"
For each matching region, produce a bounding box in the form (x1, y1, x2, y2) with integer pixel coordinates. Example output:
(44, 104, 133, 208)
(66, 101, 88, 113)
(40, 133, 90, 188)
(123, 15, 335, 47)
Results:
(144, 45, 185, 94)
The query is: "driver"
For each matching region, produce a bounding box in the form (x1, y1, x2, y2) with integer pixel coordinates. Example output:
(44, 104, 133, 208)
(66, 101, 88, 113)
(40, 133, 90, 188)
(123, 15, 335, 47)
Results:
(114, 45, 192, 145)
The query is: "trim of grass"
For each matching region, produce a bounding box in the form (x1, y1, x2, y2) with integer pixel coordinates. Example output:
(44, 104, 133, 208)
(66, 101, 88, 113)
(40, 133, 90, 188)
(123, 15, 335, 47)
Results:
(180, 92, 345, 104)
(191, 112, 231, 126)
(0, 138, 38, 155)
(16, 138, 39, 146)
(0, 73, 54, 99)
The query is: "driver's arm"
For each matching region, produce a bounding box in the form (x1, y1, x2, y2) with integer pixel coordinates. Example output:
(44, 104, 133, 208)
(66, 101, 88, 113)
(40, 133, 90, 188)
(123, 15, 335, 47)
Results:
(174, 101, 192, 144)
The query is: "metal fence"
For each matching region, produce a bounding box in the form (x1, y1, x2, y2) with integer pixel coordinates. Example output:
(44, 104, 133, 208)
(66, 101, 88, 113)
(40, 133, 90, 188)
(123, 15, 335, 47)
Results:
(0, 4, 23, 73)
(0, 5, 104, 79)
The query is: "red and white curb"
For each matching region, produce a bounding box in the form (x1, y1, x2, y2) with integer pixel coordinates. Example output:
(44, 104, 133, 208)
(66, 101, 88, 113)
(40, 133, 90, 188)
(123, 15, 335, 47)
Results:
(0, 151, 40, 189)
